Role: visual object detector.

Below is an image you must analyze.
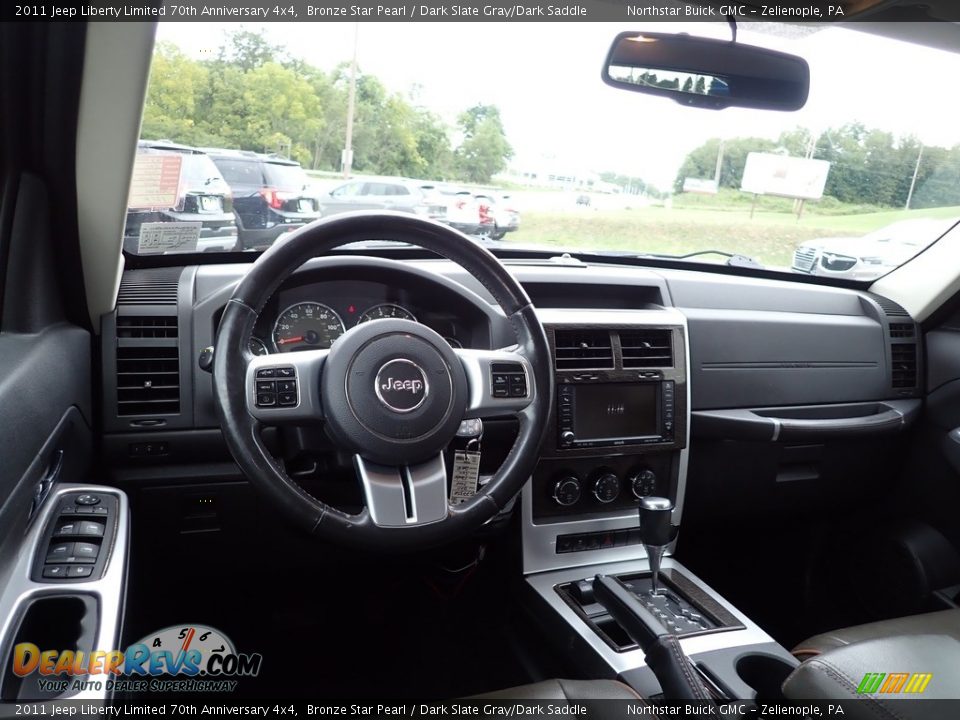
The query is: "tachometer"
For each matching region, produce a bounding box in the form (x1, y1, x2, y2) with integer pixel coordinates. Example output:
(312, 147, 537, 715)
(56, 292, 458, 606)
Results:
(272, 302, 345, 352)
(358, 303, 417, 324)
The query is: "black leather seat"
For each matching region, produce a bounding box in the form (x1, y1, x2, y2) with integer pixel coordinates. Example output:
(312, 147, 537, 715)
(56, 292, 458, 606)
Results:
(471, 678, 645, 701)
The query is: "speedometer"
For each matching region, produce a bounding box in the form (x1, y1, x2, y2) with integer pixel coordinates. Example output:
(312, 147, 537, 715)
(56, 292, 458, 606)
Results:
(358, 303, 417, 324)
(272, 302, 345, 352)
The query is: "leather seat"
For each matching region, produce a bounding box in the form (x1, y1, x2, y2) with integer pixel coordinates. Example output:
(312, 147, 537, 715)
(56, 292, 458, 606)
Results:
(792, 608, 960, 659)
(471, 678, 645, 701)
(784, 609, 960, 716)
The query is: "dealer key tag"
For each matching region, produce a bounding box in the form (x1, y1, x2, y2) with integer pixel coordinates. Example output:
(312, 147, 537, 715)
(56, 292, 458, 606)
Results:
(450, 442, 481, 505)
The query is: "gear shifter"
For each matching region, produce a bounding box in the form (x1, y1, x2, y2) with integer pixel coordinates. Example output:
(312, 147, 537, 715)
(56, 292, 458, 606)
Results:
(639, 496, 675, 595)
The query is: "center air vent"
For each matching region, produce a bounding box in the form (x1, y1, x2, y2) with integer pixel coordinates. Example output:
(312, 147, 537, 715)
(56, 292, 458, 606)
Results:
(116, 346, 180, 416)
(553, 330, 613, 370)
(619, 329, 673, 368)
(116, 316, 178, 339)
(891, 344, 917, 389)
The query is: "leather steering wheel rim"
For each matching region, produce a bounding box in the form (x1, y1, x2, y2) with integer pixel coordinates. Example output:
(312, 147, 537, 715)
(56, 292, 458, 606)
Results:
(213, 211, 553, 551)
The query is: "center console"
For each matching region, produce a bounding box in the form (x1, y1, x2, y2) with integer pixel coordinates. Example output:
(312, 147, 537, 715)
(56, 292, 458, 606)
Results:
(523, 309, 690, 572)
(522, 308, 798, 702)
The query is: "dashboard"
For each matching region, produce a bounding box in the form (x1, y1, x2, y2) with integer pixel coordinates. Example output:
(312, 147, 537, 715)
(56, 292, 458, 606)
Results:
(100, 253, 924, 572)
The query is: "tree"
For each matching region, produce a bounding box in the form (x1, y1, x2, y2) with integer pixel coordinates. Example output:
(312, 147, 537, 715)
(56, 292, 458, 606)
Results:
(454, 104, 513, 183)
(141, 42, 209, 144)
(217, 29, 284, 72)
(139, 32, 512, 182)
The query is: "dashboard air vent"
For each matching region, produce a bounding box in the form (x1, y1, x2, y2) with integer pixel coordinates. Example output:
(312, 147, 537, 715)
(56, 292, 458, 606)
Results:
(117, 268, 182, 306)
(116, 346, 180, 416)
(891, 344, 917, 389)
(554, 330, 614, 370)
(116, 316, 178, 339)
(619, 329, 674, 368)
(873, 295, 909, 318)
(889, 323, 915, 339)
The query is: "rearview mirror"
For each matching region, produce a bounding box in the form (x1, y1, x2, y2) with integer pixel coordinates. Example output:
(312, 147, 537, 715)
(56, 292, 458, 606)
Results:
(602, 31, 809, 111)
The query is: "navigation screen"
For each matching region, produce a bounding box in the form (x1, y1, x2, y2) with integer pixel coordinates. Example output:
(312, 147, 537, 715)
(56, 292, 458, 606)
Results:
(572, 383, 659, 441)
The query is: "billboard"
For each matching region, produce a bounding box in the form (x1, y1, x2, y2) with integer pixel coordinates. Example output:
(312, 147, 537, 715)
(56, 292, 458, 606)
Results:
(682, 178, 718, 194)
(740, 152, 831, 200)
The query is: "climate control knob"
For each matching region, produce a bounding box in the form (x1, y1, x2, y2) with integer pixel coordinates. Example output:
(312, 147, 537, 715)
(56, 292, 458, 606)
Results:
(592, 472, 621, 504)
(630, 469, 657, 499)
(552, 476, 582, 507)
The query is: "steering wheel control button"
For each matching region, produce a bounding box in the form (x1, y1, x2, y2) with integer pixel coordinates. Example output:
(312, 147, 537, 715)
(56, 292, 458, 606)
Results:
(75, 494, 100, 506)
(490, 362, 526, 399)
(42, 565, 68, 579)
(374, 359, 429, 413)
(255, 366, 299, 408)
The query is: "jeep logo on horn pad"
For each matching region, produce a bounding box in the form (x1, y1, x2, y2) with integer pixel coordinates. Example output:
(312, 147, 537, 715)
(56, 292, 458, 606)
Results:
(374, 359, 429, 413)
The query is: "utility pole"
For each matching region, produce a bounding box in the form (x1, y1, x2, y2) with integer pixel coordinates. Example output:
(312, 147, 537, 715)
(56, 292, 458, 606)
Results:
(713, 139, 725, 191)
(905, 144, 924, 210)
(795, 133, 817, 218)
(342, 23, 359, 179)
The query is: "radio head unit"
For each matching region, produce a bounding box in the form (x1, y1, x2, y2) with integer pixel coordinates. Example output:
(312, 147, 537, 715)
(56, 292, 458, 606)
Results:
(543, 321, 688, 457)
(558, 377, 674, 449)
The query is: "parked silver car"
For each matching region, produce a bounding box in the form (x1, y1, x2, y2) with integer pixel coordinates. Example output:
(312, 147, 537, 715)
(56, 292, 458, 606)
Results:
(792, 217, 959, 280)
(319, 177, 485, 236)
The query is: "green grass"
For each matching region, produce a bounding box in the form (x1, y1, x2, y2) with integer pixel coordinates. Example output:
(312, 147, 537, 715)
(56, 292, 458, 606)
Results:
(507, 204, 960, 269)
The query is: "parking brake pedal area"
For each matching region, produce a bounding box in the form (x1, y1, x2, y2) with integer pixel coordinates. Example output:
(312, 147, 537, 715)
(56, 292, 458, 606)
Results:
(31, 492, 118, 583)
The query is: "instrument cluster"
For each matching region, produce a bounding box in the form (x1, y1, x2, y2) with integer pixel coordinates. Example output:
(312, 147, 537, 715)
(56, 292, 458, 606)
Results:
(248, 281, 476, 355)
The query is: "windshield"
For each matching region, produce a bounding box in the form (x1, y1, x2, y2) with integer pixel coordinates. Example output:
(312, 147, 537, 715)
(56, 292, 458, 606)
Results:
(177, 152, 226, 190)
(126, 20, 960, 279)
(263, 162, 310, 191)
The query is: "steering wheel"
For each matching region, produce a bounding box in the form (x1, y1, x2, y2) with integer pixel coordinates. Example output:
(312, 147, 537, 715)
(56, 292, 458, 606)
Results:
(213, 211, 553, 551)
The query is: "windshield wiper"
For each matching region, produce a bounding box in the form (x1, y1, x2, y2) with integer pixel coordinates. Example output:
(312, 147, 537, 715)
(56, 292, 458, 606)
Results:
(639, 249, 765, 269)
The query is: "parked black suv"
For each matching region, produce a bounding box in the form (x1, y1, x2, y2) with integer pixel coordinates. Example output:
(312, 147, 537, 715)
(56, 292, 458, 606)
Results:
(204, 150, 323, 250)
(124, 141, 239, 254)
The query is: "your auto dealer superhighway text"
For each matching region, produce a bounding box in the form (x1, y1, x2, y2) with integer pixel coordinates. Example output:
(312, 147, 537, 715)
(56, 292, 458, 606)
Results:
(307, 5, 588, 17)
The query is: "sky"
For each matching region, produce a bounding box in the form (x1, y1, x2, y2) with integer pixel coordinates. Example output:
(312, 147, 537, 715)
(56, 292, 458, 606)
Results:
(156, 20, 960, 190)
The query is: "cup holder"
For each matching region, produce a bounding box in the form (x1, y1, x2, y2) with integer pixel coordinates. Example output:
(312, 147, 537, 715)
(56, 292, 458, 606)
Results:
(735, 653, 796, 700)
